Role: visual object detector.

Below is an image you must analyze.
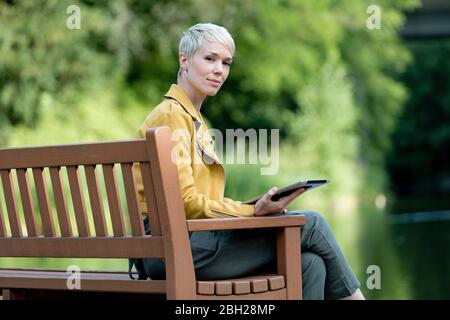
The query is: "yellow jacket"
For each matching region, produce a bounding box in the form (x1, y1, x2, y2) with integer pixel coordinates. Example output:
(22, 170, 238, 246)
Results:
(134, 84, 255, 219)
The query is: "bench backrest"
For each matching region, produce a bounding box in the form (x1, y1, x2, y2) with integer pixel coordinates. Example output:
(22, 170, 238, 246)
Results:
(0, 127, 197, 298)
(0, 127, 182, 252)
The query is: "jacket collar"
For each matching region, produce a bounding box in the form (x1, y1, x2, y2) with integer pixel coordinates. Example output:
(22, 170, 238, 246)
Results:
(164, 84, 201, 121)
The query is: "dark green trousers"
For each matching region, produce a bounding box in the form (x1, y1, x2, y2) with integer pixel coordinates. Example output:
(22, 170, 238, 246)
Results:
(144, 210, 360, 300)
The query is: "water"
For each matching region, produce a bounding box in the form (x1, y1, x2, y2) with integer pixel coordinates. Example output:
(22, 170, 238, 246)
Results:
(335, 195, 450, 300)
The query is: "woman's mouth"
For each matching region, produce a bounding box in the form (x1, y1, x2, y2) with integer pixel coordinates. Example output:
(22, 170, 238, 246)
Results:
(207, 79, 221, 87)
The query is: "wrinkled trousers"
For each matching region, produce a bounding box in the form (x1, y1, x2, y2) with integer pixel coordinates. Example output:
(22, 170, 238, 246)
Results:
(144, 210, 361, 300)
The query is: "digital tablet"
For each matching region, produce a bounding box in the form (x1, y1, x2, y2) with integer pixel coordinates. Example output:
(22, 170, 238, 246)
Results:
(242, 179, 330, 204)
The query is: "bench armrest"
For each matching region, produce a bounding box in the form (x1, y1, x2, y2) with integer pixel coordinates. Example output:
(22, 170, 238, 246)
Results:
(186, 215, 306, 232)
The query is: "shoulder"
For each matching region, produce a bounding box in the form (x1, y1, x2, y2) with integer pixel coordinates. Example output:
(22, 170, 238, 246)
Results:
(138, 98, 194, 138)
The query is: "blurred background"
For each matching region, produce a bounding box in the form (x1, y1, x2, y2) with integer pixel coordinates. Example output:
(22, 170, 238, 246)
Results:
(0, 0, 449, 299)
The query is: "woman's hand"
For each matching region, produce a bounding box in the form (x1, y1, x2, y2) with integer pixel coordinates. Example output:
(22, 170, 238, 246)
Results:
(254, 187, 306, 216)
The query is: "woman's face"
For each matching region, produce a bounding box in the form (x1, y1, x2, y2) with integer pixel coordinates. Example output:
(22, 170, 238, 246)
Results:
(181, 40, 233, 97)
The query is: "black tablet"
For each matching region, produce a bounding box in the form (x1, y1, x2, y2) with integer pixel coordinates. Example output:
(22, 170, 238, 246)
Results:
(242, 179, 330, 204)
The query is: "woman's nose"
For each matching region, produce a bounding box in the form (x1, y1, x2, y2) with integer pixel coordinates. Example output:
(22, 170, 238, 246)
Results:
(213, 62, 223, 74)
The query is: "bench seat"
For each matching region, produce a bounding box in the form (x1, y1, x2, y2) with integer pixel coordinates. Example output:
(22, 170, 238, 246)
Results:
(0, 268, 286, 298)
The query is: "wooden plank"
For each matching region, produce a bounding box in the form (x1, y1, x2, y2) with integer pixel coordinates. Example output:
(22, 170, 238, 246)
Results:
(32, 168, 55, 237)
(250, 279, 268, 293)
(0, 236, 164, 258)
(215, 281, 232, 295)
(197, 275, 282, 296)
(16, 169, 39, 237)
(267, 275, 285, 291)
(139, 162, 161, 236)
(0, 140, 148, 169)
(121, 163, 144, 236)
(232, 281, 251, 295)
(277, 227, 302, 300)
(187, 215, 306, 232)
(0, 195, 7, 237)
(198, 288, 287, 300)
(0, 270, 166, 294)
(197, 281, 214, 295)
(102, 164, 125, 237)
(145, 127, 196, 299)
(0, 170, 22, 237)
(67, 166, 90, 237)
(227, 274, 285, 293)
(84, 165, 108, 237)
(49, 167, 73, 237)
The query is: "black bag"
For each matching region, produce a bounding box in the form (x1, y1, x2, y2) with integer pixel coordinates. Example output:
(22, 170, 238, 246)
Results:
(128, 216, 151, 280)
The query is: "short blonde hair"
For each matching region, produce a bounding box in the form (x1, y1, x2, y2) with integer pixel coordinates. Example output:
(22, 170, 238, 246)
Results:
(178, 23, 235, 81)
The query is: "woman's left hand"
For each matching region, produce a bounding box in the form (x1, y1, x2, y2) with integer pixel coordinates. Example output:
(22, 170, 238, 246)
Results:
(254, 187, 306, 216)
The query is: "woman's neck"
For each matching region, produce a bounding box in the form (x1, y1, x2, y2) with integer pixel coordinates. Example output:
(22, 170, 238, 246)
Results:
(177, 80, 205, 113)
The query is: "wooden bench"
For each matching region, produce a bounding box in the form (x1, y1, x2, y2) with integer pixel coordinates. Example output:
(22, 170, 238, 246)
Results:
(0, 126, 306, 300)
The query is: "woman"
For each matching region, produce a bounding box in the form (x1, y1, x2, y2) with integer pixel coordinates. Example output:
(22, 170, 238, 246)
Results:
(134, 23, 365, 300)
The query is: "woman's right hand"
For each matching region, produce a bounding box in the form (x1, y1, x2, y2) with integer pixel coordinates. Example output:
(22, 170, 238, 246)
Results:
(254, 187, 306, 216)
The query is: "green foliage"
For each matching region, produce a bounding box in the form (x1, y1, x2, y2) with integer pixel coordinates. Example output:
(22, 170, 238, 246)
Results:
(0, 0, 113, 141)
(7, 88, 148, 146)
(281, 62, 360, 207)
(387, 39, 450, 195)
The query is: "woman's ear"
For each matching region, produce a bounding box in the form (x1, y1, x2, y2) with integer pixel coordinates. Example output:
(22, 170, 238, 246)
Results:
(179, 52, 188, 71)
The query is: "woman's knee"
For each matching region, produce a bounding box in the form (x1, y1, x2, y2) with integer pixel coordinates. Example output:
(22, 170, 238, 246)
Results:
(288, 210, 328, 229)
(306, 210, 327, 224)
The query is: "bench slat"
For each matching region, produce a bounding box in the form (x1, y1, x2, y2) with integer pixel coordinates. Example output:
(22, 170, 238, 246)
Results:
(0, 269, 166, 294)
(139, 162, 161, 236)
(32, 168, 55, 237)
(103, 164, 126, 237)
(232, 280, 251, 295)
(67, 166, 90, 237)
(0, 140, 148, 169)
(0, 170, 23, 237)
(215, 281, 232, 295)
(198, 289, 287, 300)
(85, 165, 108, 237)
(0, 198, 6, 237)
(49, 167, 73, 237)
(121, 163, 145, 236)
(0, 237, 164, 258)
(196, 275, 285, 296)
(16, 169, 39, 237)
(251, 278, 268, 293)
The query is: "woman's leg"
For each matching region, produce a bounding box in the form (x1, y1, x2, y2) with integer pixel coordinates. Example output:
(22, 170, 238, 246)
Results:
(286, 210, 362, 300)
(300, 252, 326, 300)
(144, 229, 327, 299)
(190, 229, 327, 300)
(143, 211, 360, 299)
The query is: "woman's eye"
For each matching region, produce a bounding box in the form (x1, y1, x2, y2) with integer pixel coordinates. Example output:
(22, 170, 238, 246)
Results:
(206, 57, 214, 61)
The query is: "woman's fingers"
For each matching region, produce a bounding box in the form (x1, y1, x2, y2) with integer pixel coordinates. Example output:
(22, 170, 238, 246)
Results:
(255, 187, 305, 216)
(254, 187, 278, 216)
(263, 186, 278, 202)
(279, 188, 305, 206)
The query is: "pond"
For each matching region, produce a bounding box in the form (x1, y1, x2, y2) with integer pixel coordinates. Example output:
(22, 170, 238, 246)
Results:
(332, 194, 450, 299)
(0, 194, 449, 300)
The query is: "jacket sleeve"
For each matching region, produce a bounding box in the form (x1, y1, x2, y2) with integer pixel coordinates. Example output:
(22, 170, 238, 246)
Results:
(138, 110, 255, 219)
